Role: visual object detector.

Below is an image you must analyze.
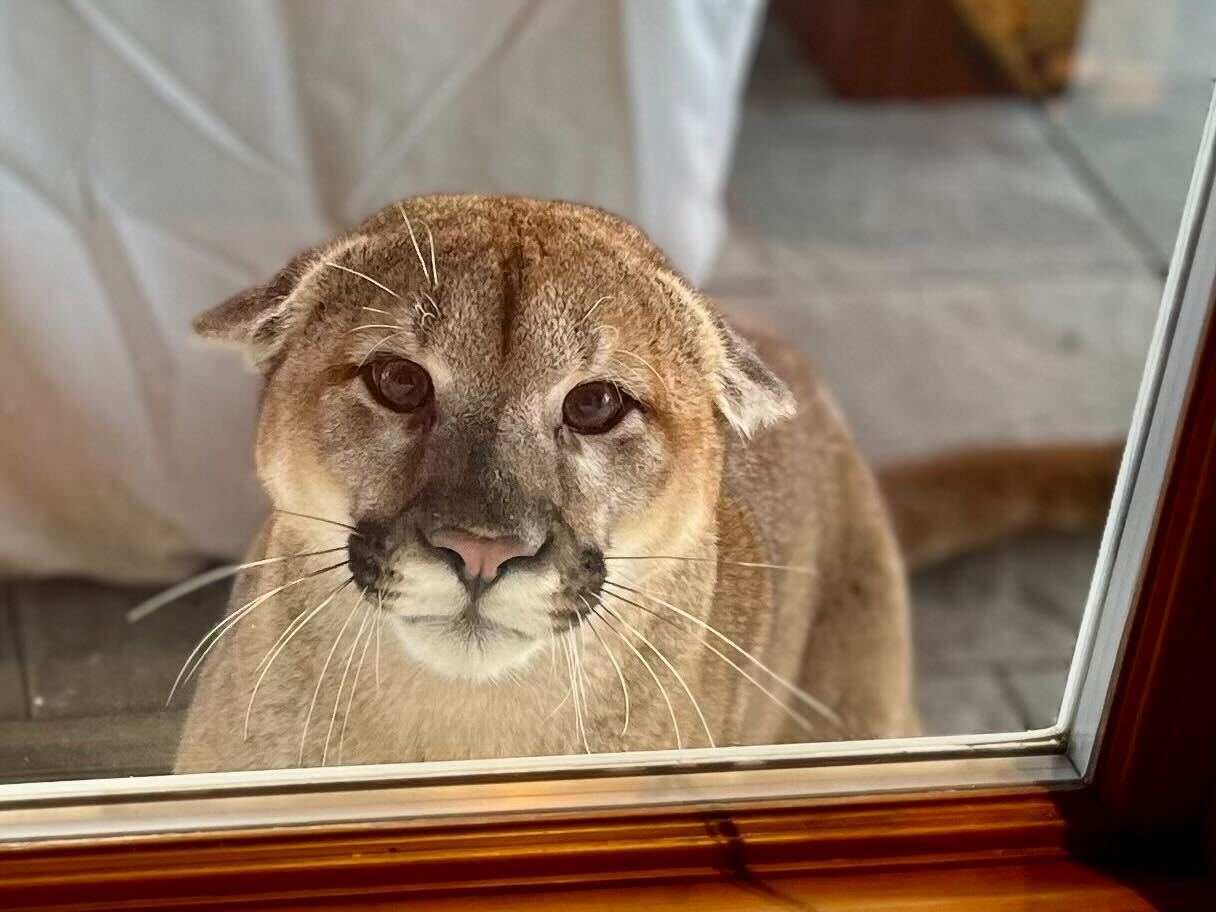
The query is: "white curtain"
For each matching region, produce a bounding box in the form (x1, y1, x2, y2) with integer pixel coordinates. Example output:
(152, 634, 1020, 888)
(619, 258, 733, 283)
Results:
(0, 0, 763, 581)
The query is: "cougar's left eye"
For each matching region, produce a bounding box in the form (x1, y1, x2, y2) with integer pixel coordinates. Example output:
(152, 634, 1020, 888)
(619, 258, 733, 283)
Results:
(562, 381, 634, 434)
(361, 359, 433, 413)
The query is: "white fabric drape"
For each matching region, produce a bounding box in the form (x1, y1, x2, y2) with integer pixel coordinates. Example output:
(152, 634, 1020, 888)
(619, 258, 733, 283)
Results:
(0, 0, 762, 581)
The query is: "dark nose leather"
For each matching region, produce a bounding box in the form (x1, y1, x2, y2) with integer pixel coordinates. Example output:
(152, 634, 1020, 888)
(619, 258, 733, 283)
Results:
(426, 530, 538, 582)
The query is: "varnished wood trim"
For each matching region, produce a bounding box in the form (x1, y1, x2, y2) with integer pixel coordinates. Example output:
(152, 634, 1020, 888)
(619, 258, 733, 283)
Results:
(227, 862, 1216, 912)
(1093, 278, 1216, 839)
(0, 788, 1108, 911)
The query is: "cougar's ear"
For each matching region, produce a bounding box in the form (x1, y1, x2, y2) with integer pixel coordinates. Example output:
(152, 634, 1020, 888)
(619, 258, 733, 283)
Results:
(192, 245, 331, 372)
(714, 317, 797, 439)
(655, 269, 796, 439)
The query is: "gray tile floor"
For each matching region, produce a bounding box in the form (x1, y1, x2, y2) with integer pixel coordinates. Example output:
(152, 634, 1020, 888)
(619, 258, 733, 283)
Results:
(0, 9, 1205, 781)
(0, 580, 220, 780)
(721, 15, 1188, 738)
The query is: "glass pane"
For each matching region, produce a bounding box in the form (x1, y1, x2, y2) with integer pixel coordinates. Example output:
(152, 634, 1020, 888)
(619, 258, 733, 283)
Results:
(0, 0, 1205, 788)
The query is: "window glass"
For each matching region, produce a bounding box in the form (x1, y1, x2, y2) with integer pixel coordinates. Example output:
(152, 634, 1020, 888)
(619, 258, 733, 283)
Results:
(0, 0, 1205, 787)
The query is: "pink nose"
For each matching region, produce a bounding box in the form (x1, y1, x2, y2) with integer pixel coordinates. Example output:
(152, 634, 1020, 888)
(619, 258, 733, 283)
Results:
(426, 530, 538, 581)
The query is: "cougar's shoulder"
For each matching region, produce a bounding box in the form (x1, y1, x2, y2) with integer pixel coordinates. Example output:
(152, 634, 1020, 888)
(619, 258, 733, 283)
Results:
(714, 321, 916, 741)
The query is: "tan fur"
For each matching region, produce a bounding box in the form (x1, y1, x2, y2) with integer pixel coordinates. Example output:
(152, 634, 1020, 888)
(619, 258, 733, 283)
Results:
(879, 443, 1122, 570)
(174, 195, 919, 773)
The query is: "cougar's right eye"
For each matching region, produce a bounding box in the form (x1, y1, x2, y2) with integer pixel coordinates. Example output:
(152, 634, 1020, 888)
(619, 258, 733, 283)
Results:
(361, 359, 433, 413)
(562, 381, 634, 434)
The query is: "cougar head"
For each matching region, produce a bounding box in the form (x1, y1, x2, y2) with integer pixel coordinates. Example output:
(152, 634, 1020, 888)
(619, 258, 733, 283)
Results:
(195, 195, 794, 680)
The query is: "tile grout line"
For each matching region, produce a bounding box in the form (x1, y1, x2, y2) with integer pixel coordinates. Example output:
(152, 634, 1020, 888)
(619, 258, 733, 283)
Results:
(1035, 102, 1172, 280)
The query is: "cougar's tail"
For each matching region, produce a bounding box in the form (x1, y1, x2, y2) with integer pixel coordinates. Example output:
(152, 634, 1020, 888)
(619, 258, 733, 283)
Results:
(877, 442, 1124, 571)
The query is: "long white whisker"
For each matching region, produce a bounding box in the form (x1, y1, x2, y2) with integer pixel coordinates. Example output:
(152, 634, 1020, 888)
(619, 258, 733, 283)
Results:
(562, 633, 575, 737)
(324, 262, 402, 299)
(603, 580, 842, 727)
(418, 290, 439, 318)
(128, 547, 346, 623)
(563, 633, 590, 754)
(603, 555, 815, 576)
(575, 618, 594, 749)
(612, 349, 670, 398)
(541, 624, 570, 717)
(424, 223, 438, 288)
(592, 603, 681, 750)
(575, 640, 591, 753)
(166, 560, 348, 705)
(358, 330, 412, 368)
(558, 634, 581, 751)
(549, 626, 558, 678)
(397, 204, 431, 283)
(299, 590, 364, 766)
(361, 306, 395, 317)
(243, 577, 353, 740)
(338, 603, 376, 763)
(544, 683, 573, 720)
(374, 591, 384, 693)
(322, 603, 373, 767)
(495, 666, 521, 689)
(168, 607, 259, 705)
(581, 295, 612, 325)
(603, 589, 818, 736)
(599, 602, 714, 748)
(273, 509, 359, 534)
(583, 597, 629, 737)
(344, 323, 406, 334)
